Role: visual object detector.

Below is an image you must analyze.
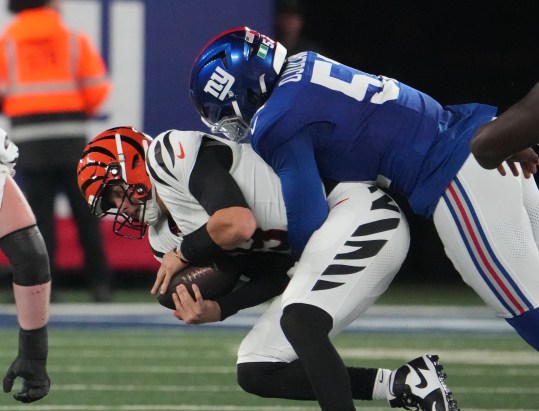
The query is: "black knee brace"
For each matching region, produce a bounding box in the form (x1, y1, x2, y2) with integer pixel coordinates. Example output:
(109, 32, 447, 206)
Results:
(0, 225, 51, 286)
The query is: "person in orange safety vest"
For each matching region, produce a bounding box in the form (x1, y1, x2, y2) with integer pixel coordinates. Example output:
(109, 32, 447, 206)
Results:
(0, 0, 114, 302)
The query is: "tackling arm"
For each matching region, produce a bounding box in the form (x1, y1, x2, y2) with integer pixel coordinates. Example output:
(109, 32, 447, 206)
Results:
(471, 82, 539, 171)
(263, 132, 328, 256)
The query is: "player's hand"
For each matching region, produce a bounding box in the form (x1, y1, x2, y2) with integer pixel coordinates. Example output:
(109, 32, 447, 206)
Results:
(172, 284, 222, 324)
(151, 250, 187, 295)
(3, 356, 50, 403)
(498, 148, 539, 178)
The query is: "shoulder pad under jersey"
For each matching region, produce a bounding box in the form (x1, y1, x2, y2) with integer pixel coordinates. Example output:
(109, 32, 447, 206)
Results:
(146, 129, 206, 192)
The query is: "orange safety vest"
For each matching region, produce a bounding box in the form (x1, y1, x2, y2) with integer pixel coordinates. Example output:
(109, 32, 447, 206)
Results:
(0, 7, 110, 121)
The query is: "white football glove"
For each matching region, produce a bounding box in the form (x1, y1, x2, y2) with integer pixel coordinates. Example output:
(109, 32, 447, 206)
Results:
(0, 129, 18, 176)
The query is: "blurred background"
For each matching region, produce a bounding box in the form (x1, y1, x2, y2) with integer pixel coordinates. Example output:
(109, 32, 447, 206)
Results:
(0, 0, 537, 298)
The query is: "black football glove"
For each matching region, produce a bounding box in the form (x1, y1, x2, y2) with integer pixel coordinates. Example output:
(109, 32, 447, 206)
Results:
(3, 326, 50, 403)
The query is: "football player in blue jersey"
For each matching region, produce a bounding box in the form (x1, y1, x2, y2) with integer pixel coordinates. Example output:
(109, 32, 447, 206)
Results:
(189, 26, 539, 410)
(471, 82, 539, 175)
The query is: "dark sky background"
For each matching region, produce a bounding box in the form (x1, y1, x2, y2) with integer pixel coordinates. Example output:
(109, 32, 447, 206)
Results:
(299, 0, 538, 113)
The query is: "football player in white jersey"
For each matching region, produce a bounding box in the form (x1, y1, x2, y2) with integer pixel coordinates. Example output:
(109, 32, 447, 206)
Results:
(77, 126, 459, 411)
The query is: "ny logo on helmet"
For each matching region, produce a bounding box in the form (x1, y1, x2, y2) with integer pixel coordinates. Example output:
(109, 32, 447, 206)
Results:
(204, 66, 235, 101)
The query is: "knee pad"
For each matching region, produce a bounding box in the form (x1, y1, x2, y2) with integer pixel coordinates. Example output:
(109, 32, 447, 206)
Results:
(506, 307, 539, 351)
(0, 225, 51, 286)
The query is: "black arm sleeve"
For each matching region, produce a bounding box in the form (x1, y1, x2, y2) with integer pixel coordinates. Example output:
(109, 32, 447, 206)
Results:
(180, 223, 225, 265)
(215, 252, 295, 320)
(189, 137, 249, 215)
(180, 138, 251, 265)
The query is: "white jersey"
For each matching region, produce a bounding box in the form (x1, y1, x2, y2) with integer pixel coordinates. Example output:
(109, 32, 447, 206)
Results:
(144, 130, 416, 363)
(146, 130, 288, 254)
(147, 215, 182, 262)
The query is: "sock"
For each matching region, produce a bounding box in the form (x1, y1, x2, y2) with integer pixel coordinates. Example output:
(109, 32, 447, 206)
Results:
(372, 368, 391, 400)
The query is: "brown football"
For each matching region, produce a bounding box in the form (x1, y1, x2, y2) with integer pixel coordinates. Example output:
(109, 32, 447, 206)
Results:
(157, 264, 240, 310)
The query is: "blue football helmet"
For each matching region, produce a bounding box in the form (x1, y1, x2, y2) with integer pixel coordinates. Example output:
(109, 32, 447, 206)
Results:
(189, 27, 287, 142)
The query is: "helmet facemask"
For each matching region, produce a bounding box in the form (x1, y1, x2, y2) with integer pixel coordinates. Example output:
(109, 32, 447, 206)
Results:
(93, 164, 151, 240)
(202, 115, 250, 143)
(110, 185, 149, 240)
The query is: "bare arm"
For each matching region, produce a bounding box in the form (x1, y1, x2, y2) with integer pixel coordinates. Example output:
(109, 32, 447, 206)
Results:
(190, 139, 257, 251)
(207, 206, 256, 249)
(471, 82, 539, 170)
(152, 140, 256, 295)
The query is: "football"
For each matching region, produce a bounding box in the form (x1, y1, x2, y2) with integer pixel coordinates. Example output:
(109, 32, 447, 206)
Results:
(157, 264, 240, 310)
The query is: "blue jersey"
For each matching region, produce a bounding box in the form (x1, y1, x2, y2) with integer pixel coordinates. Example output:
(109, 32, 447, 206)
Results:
(249, 52, 497, 255)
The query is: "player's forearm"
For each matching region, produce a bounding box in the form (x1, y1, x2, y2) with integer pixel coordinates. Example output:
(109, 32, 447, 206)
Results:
(216, 271, 289, 320)
(179, 207, 256, 265)
(207, 207, 256, 249)
(13, 283, 50, 330)
(471, 82, 539, 167)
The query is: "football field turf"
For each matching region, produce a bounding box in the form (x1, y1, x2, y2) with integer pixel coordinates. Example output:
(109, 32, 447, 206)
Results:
(0, 326, 536, 411)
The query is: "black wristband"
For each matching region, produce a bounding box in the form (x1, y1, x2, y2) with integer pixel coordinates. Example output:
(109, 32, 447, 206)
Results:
(19, 325, 48, 361)
(180, 224, 223, 265)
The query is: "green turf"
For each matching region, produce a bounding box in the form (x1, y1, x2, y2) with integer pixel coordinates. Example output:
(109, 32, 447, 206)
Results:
(0, 327, 535, 410)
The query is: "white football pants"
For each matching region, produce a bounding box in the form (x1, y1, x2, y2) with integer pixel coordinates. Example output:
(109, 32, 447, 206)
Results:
(434, 154, 539, 319)
(238, 182, 409, 363)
